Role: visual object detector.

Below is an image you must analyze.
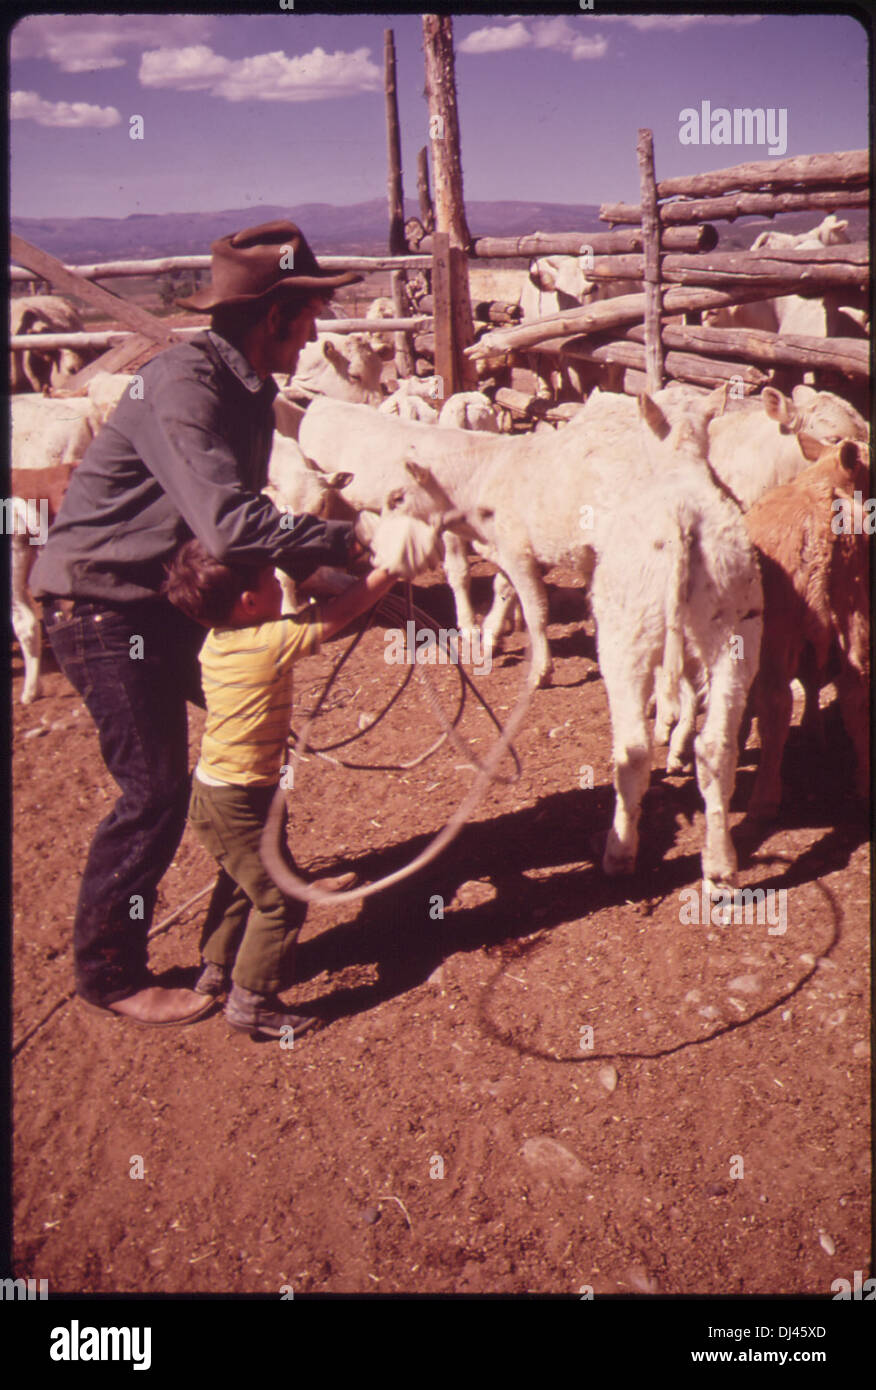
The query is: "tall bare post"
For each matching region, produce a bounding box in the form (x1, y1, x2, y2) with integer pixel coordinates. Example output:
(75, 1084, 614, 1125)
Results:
(417, 146, 435, 232)
(384, 29, 414, 374)
(422, 14, 476, 390)
(390, 268, 415, 378)
(431, 232, 454, 404)
(636, 128, 664, 392)
(384, 30, 406, 257)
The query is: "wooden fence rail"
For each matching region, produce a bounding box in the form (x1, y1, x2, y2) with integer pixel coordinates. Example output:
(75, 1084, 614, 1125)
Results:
(419, 224, 717, 257)
(9, 252, 432, 284)
(9, 318, 434, 352)
(466, 140, 869, 402)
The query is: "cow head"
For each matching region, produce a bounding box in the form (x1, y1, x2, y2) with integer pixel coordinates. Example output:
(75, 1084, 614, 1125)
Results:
(322, 335, 387, 394)
(762, 385, 869, 456)
(638, 391, 713, 464)
(398, 459, 493, 541)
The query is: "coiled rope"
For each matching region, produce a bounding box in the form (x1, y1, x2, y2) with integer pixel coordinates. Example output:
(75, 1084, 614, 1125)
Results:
(260, 582, 534, 905)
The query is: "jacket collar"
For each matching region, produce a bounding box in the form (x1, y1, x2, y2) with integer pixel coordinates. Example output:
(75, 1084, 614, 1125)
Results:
(205, 330, 278, 399)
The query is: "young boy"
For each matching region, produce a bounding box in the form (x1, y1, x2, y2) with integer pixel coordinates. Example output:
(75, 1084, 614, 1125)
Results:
(164, 514, 440, 1039)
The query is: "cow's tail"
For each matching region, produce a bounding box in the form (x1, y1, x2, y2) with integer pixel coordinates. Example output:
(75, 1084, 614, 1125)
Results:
(660, 517, 692, 720)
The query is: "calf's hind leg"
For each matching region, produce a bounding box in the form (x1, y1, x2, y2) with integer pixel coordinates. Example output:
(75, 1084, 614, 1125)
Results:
(694, 643, 755, 889)
(11, 531, 42, 703)
(596, 631, 656, 876)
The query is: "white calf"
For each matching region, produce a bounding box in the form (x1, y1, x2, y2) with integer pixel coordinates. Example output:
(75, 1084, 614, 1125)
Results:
(407, 390, 762, 887)
(263, 433, 353, 612)
(593, 398, 762, 888)
(9, 498, 45, 702)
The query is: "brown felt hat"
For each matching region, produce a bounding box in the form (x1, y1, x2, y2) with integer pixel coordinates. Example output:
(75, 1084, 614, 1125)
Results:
(175, 219, 363, 311)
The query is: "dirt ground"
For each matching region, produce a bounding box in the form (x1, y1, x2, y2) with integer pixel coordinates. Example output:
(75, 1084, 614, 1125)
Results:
(11, 563, 871, 1295)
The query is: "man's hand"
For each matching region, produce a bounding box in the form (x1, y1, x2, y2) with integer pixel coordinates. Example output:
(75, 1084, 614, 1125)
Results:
(368, 514, 443, 580)
(299, 565, 360, 597)
(347, 521, 374, 573)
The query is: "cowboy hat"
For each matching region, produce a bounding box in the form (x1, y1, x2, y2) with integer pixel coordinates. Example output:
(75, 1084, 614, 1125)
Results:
(176, 219, 363, 311)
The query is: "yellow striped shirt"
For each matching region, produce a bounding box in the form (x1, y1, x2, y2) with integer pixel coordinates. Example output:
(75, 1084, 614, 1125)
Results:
(196, 609, 324, 787)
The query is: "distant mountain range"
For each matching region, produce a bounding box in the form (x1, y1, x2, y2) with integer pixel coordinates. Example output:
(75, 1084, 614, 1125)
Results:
(10, 199, 608, 262)
(12, 199, 867, 262)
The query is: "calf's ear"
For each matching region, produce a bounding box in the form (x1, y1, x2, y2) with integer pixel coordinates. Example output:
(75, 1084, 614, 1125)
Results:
(791, 384, 818, 408)
(838, 440, 860, 474)
(638, 393, 671, 441)
(762, 386, 794, 427)
(703, 382, 730, 419)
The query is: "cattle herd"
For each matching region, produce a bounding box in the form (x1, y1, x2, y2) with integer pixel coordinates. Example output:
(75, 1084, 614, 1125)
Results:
(8, 216, 872, 900)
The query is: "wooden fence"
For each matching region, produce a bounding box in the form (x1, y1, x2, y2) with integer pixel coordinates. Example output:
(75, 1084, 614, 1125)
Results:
(464, 139, 869, 408)
(9, 235, 441, 395)
(9, 142, 870, 411)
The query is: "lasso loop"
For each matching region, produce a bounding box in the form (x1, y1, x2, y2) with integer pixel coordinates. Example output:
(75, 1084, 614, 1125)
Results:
(260, 582, 533, 904)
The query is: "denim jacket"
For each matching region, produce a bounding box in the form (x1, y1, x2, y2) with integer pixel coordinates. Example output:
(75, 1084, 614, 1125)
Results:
(30, 331, 353, 603)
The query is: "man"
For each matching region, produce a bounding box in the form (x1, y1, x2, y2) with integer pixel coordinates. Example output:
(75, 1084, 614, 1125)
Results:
(30, 220, 373, 1026)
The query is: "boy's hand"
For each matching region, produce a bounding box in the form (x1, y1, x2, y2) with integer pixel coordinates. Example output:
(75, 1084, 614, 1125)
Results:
(368, 515, 443, 580)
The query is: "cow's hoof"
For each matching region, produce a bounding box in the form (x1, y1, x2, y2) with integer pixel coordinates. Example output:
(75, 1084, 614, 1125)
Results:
(603, 835, 636, 876)
(666, 752, 693, 775)
(20, 686, 41, 705)
(702, 875, 738, 899)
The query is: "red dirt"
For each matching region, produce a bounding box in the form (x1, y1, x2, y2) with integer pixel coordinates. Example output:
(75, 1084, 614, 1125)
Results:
(11, 564, 871, 1294)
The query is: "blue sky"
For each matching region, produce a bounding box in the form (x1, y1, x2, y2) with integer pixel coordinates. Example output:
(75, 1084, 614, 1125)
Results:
(9, 10, 869, 218)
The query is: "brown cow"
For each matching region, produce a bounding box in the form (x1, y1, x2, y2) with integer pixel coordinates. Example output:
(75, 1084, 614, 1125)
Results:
(743, 439, 871, 818)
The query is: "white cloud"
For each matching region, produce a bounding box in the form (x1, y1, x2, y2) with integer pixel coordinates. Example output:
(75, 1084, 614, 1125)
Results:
(139, 43, 382, 102)
(11, 14, 212, 73)
(531, 18, 576, 50)
(217, 47, 381, 103)
(139, 45, 231, 93)
(598, 14, 762, 30)
(11, 89, 121, 128)
(461, 17, 610, 60)
(571, 36, 609, 60)
(458, 23, 531, 55)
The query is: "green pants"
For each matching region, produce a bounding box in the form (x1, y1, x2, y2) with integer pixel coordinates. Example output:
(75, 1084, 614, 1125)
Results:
(188, 778, 307, 995)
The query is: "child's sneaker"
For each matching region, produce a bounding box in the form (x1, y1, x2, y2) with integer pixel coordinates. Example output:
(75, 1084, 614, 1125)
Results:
(225, 983, 317, 1040)
(194, 961, 230, 996)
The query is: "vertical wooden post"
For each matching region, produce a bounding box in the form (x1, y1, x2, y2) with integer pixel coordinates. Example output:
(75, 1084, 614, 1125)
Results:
(422, 15, 471, 248)
(431, 232, 455, 401)
(422, 14, 475, 391)
(636, 128, 664, 393)
(390, 267, 415, 378)
(384, 30, 406, 256)
(417, 146, 435, 232)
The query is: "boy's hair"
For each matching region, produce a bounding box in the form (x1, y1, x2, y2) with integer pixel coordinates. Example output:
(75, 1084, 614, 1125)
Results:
(211, 286, 330, 346)
(163, 538, 265, 627)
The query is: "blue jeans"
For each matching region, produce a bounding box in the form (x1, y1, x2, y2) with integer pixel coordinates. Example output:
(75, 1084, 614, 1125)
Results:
(44, 598, 206, 1006)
